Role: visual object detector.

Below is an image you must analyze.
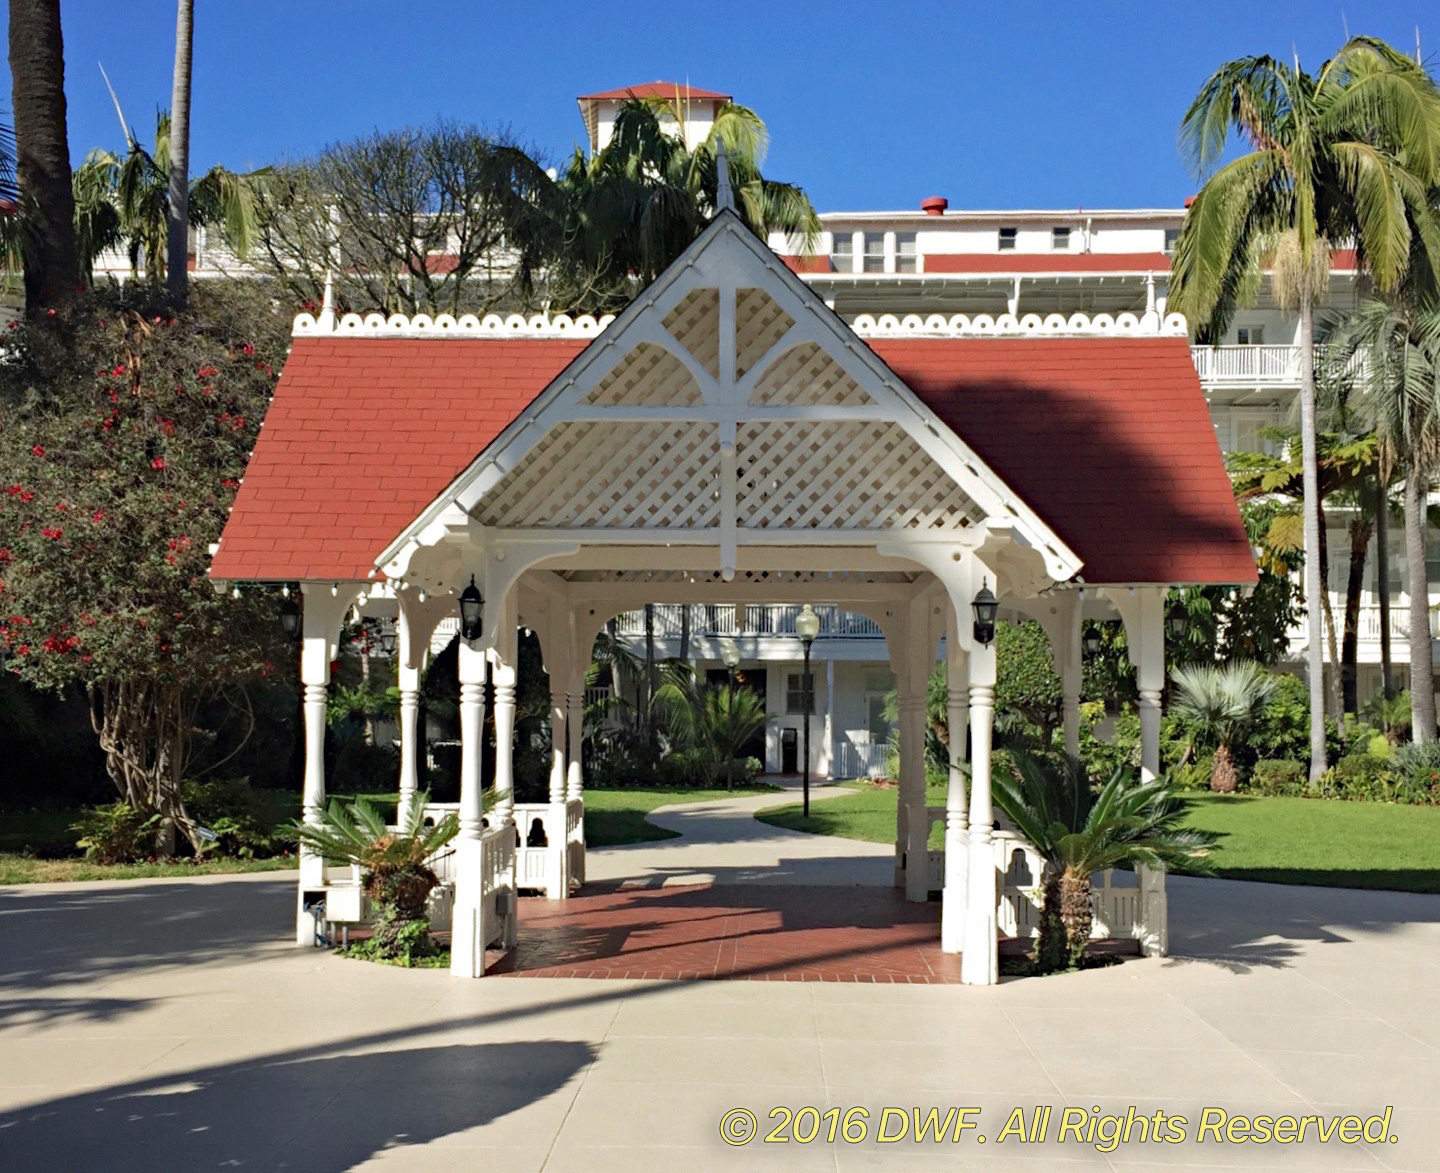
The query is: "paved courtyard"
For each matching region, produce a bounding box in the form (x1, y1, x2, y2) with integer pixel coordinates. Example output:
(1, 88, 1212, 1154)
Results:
(1, 789, 1438, 1171)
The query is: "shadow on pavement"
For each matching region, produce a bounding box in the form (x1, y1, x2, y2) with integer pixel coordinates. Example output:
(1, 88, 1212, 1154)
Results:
(0, 1039, 595, 1173)
(0, 877, 293, 990)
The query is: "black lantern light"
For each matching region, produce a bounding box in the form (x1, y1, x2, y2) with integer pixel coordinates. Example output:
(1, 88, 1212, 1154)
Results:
(1166, 600, 1191, 641)
(279, 593, 301, 641)
(378, 623, 398, 657)
(458, 576, 485, 642)
(971, 578, 998, 645)
(1082, 625, 1102, 656)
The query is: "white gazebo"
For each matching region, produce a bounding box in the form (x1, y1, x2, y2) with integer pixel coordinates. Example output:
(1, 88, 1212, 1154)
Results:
(212, 202, 1254, 986)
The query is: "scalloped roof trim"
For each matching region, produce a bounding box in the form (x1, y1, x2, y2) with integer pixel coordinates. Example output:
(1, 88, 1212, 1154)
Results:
(291, 311, 617, 338)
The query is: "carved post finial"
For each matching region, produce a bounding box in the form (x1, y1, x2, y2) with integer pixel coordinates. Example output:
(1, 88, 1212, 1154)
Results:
(317, 271, 336, 332)
(714, 137, 735, 214)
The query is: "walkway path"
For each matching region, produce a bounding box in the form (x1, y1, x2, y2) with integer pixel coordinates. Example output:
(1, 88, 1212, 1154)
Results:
(585, 779, 894, 888)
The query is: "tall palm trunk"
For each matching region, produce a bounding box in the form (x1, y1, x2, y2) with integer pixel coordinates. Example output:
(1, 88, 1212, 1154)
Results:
(1376, 483, 1394, 697)
(8, 0, 76, 313)
(1404, 467, 1437, 742)
(1316, 506, 1344, 719)
(1299, 291, 1329, 778)
(1341, 506, 1374, 715)
(166, 0, 193, 308)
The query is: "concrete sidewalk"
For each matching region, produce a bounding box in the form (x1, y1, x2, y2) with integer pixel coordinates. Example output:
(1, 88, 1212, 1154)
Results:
(586, 780, 893, 887)
(0, 795, 1437, 1171)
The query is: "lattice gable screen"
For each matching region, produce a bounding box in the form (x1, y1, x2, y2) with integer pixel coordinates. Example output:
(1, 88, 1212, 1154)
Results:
(474, 278, 987, 533)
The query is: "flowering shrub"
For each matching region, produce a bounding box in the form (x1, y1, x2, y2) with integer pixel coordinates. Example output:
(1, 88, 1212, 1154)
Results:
(0, 283, 294, 853)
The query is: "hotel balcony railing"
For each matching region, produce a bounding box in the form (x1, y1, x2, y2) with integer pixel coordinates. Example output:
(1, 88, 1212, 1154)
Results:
(1192, 344, 1364, 388)
(612, 604, 884, 640)
(1191, 344, 1302, 385)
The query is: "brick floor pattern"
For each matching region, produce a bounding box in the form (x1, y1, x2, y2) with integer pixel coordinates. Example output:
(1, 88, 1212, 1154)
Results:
(485, 882, 968, 983)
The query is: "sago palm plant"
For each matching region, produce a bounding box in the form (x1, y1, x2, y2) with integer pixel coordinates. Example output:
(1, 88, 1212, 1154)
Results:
(1169, 661, 1278, 791)
(294, 791, 459, 961)
(992, 754, 1219, 973)
(652, 661, 767, 788)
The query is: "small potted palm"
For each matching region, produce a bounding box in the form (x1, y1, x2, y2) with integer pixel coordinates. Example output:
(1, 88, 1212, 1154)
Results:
(295, 792, 460, 964)
(992, 753, 1219, 973)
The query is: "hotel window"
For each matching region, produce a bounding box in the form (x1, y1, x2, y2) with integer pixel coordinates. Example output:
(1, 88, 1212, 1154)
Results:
(786, 672, 816, 715)
(998, 227, 1017, 251)
(1163, 227, 1181, 255)
(896, 232, 917, 273)
(829, 231, 853, 273)
(1051, 226, 1071, 250)
(1237, 326, 1265, 345)
(862, 232, 886, 272)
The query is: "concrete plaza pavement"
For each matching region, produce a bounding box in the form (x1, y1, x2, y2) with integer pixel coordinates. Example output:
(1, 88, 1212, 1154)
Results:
(1, 787, 1438, 1172)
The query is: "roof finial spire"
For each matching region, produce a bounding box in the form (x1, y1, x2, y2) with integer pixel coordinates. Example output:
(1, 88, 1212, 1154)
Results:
(318, 271, 336, 331)
(714, 137, 735, 214)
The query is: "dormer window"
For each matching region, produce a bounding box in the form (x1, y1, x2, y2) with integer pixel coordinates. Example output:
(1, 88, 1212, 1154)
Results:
(1051, 227, 1071, 251)
(896, 232, 917, 273)
(998, 227, 1017, 251)
(862, 232, 886, 272)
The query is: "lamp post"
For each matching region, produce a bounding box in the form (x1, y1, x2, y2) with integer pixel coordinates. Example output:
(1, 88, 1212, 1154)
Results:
(720, 638, 740, 790)
(795, 603, 821, 818)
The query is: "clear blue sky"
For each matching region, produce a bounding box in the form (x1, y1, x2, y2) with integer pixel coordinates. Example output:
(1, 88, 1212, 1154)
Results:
(10, 0, 1434, 212)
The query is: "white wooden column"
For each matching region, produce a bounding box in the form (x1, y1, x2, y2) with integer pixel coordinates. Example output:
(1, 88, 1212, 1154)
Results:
(450, 635, 489, 978)
(548, 690, 567, 804)
(1056, 593, 1084, 761)
(1110, 586, 1169, 957)
(295, 583, 359, 946)
(962, 626, 998, 985)
(941, 635, 969, 953)
(395, 606, 422, 811)
(566, 683, 584, 801)
(492, 608, 519, 836)
(824, 657, 835, 780)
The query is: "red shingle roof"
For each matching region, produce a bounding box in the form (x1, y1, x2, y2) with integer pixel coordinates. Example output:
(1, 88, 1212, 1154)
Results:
(869, 337, 1256, 584)
(578, 82, 731, 102)
(212, 334, 1255, 587)
(209, 338, 584, 581)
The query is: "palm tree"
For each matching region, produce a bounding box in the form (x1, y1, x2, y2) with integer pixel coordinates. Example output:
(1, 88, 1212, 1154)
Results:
(73, 110, 261, 285)
(1324, 299, 1440, 741)
(293, 792, 459, 962)
(992, 754, 1219, 972)
(549, 99, 821, 312)
(8, 0, 77, 311)
(1228, 432, 1378, 717)
(166, 0, 193, 308)
(652, 661, 767, 788)
(1170, 36, 1440, 780)
(1169, 661, 1279, 791)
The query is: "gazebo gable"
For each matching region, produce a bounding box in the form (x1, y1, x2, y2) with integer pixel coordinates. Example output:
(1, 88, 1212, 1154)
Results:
(381, 212, 1079, 585)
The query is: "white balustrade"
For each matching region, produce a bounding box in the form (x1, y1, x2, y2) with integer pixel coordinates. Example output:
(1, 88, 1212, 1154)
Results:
(1191, 344, 1301, 385)
(511, 800, 581, 899)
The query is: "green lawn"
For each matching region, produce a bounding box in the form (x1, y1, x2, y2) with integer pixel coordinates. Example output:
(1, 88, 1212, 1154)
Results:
(758, 786, 1440, 895)
(584, 785, 779, 847)
(756, 778, 949, 849)
(1179, 794, 1440, 894)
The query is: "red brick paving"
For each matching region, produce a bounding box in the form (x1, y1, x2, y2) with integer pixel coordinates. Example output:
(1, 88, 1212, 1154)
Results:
(485, 882, 968, 983)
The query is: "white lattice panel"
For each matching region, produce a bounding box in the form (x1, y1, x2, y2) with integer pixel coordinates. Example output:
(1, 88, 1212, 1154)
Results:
(583, 342, 701, 406)
(562, 568, 915, 583)
(735, 287, 794, 377)
(736, 420, 984, 530)
(749, 342, 874, 407)
(476, 421, 721, 529)
(662, 288, 720, 378)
